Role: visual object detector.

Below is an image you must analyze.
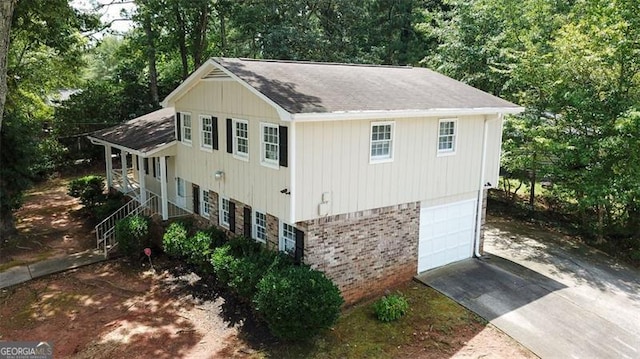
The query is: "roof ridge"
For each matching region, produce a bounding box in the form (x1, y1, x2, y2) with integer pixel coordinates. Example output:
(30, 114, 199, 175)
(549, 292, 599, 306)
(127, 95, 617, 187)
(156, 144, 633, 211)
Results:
(228, 57, 413, 70)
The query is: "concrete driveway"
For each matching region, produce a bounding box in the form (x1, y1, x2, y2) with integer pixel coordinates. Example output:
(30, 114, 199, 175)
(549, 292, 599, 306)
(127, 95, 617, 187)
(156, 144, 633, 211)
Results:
(416, 216, 640, 359)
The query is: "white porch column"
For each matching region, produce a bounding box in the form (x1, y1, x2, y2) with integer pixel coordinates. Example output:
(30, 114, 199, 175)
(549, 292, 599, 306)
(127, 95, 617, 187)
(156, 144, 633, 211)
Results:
(105, 145, 113, 189)
(120, 150, 128, 192)
(160, 156, 168, 220)
(137, 155, 147, 203)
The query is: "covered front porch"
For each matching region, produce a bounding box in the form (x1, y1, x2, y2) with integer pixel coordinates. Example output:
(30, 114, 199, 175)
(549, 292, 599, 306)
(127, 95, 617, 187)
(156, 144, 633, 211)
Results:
(87, 107, 187, 220)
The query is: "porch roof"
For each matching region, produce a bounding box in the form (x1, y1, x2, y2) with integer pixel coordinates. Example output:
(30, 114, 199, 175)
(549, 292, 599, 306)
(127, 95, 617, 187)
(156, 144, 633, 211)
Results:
(88, 107, 176, 156)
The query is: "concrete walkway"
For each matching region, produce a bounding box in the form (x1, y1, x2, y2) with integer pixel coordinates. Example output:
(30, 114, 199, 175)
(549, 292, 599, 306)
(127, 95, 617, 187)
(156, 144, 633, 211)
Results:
(416, 220, 640, 359)
(0, 250, 106, 289)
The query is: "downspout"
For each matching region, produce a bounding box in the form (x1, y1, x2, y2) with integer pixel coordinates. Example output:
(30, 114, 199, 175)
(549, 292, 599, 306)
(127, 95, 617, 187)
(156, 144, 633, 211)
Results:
(289, 120, 296, 224)
(474, 115, 492, 258)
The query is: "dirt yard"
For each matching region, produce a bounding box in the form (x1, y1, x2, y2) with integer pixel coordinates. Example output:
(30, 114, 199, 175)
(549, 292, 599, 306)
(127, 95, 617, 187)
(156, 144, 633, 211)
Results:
(0, 176, 537, 358)
(1, 174, 98, 269)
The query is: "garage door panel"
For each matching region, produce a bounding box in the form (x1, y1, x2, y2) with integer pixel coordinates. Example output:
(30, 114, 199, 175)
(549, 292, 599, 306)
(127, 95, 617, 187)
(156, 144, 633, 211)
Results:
(418, 199, 476, 273)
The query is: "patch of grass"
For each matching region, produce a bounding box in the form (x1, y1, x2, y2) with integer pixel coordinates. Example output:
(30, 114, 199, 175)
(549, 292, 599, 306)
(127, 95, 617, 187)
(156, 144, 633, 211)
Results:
(257, 281, 486, 359)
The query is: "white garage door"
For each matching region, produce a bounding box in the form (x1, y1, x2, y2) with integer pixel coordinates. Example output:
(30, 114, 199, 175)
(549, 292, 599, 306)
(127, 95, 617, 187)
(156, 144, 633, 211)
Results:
(418, 199, 477, 273)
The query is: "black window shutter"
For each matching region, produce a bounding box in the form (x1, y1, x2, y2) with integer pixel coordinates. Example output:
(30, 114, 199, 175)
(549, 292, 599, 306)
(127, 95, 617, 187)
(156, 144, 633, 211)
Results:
(279, 126, 288, 167)
(165, 157, 169, 182)
(144, 158, 149, 175)
(193, 184, 200, 215)
(135, 157, 139, 171)
(152, 158, 156, 177)
(226, 118, 233, 153)
(243, 206, 252, 238)
(176, 112, 182, 141)
(229, 200, 236, 232)
(294, 228, 304, 264)
(212, 117, 219, 150)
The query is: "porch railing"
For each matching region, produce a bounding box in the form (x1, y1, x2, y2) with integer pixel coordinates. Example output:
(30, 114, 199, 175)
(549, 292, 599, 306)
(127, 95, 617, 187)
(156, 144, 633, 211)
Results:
(95, 189, 191, 257)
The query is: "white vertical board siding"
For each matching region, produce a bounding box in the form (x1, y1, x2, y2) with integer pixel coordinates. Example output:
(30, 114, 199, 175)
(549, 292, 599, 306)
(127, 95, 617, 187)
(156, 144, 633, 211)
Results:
(295, 115, 503, 222)
(173, 80, 291, 220)
(484, 116, 503, 188)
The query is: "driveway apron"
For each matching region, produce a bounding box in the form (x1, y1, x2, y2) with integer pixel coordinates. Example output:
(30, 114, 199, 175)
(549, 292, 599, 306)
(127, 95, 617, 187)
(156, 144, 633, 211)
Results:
(416, 219, 640, 359)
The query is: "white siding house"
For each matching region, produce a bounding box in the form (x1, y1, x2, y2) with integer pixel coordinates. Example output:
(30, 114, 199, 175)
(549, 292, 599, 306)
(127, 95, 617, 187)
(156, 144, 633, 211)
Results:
(90, 58, 523, 304)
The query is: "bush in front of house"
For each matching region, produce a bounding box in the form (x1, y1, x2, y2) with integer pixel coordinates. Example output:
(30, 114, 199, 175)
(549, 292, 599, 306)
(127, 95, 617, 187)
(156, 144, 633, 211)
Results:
(115, 215, 150, 259)
(93, 192, 126, 221)
(373, 292, 409, 322)
(67, 175, 106, 210)
(183, 231, 215, 269)
(253, 265, 344, 341)
(210, 236, 295, 299)
(204, 225, 228, 248)
(162, 221, 188, 258)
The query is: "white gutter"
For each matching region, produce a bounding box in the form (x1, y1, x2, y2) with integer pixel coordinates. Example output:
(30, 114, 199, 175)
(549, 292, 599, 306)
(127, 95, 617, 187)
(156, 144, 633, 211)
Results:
(292, 107, 524, 122)
(473, 115, 493, 258)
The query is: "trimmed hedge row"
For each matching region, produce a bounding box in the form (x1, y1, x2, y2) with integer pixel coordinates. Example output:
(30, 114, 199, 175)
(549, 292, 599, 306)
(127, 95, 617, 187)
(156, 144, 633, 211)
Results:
(162, 221, 344, 341)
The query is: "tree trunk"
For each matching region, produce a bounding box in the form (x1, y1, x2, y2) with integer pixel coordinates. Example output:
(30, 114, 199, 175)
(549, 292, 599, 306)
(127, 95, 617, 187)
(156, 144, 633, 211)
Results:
(192, 2, 210, 68)
(142, 15, 159, 106)
(0, 0, 16, 132)
(529, 153, 537, 209)
(174, 4, 189, 79)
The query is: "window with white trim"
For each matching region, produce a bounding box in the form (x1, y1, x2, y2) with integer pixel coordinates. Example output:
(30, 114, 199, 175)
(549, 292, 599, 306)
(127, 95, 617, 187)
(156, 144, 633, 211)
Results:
(370, 122, 394, 162)
(182, 113, 192, 143)
(177, 177, 185, 198)
(153, 157, 161, 180)
(201, 189, 210, 217)
(220, 197, 231, 228)
(438, 119, 457, 153)
(201, 115, 213, 149)
(279, 222, 296, 254)
(234, 119, 249, 158)
(253, 211, 267, 243)
(260, 123, 279, 166)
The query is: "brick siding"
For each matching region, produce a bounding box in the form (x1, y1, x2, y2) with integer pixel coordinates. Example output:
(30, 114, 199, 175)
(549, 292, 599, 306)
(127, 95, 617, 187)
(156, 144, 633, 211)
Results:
(298, 202, 420, 305)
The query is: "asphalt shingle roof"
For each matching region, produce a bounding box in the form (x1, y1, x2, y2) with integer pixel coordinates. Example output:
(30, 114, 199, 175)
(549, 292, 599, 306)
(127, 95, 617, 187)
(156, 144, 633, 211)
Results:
(89, 107, 175, 153)
(214, 58, 520, 114)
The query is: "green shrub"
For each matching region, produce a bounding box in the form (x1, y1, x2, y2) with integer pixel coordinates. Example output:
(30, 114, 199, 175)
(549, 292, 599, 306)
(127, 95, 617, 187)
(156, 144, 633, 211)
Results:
(162, 221, 188, 258)
(228, 250, 293, 300)
(373, 293, 409, 322)
(227, 235, 262, 257)
(210, 244, 235, 284)
(67, 175, 106, 210)
(204, 226, 228, 248)
(115, 215, 150, 259)
(93, 192, 126, 221)
(184, 231, 214, 268)
(254, 266, 344, 341)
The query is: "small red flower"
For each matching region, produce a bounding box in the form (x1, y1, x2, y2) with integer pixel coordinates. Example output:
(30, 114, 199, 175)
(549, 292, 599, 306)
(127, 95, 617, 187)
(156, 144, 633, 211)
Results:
(144, 248, 151, 257)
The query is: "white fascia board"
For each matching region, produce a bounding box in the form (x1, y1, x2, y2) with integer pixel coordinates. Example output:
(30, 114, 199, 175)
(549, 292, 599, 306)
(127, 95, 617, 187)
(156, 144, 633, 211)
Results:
(87, 136, 143, 157)
(87, 136, 177, 158)
(290, 107, 525, 122)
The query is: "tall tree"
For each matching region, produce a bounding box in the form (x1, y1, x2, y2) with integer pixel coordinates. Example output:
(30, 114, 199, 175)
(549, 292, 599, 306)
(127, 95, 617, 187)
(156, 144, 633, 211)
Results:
(0, 0, 16, 131)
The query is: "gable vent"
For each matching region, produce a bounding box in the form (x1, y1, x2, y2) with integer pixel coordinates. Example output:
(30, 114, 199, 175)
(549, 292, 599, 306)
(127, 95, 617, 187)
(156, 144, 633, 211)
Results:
(202, 68, 230, 80)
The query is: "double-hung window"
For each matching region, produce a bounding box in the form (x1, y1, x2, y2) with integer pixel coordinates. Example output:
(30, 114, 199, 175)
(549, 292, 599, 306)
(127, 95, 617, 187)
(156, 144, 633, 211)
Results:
(254, 211, 267, 243)
(234, 119, 249, 158)
(220, 197, 231, 228)
(182, 113, 192, 144)
(438, 119, 457, 154)
(370, 122, 394, 162)
(202, 189, 210, 217)
(261, 123, 279, 166)
(201, 115, 213, 150)
(279, 222, 296, 254)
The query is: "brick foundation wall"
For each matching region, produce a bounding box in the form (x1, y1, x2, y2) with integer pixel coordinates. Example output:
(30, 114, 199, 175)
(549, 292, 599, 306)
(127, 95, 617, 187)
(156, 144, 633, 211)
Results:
(299, 202, 420, 305)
